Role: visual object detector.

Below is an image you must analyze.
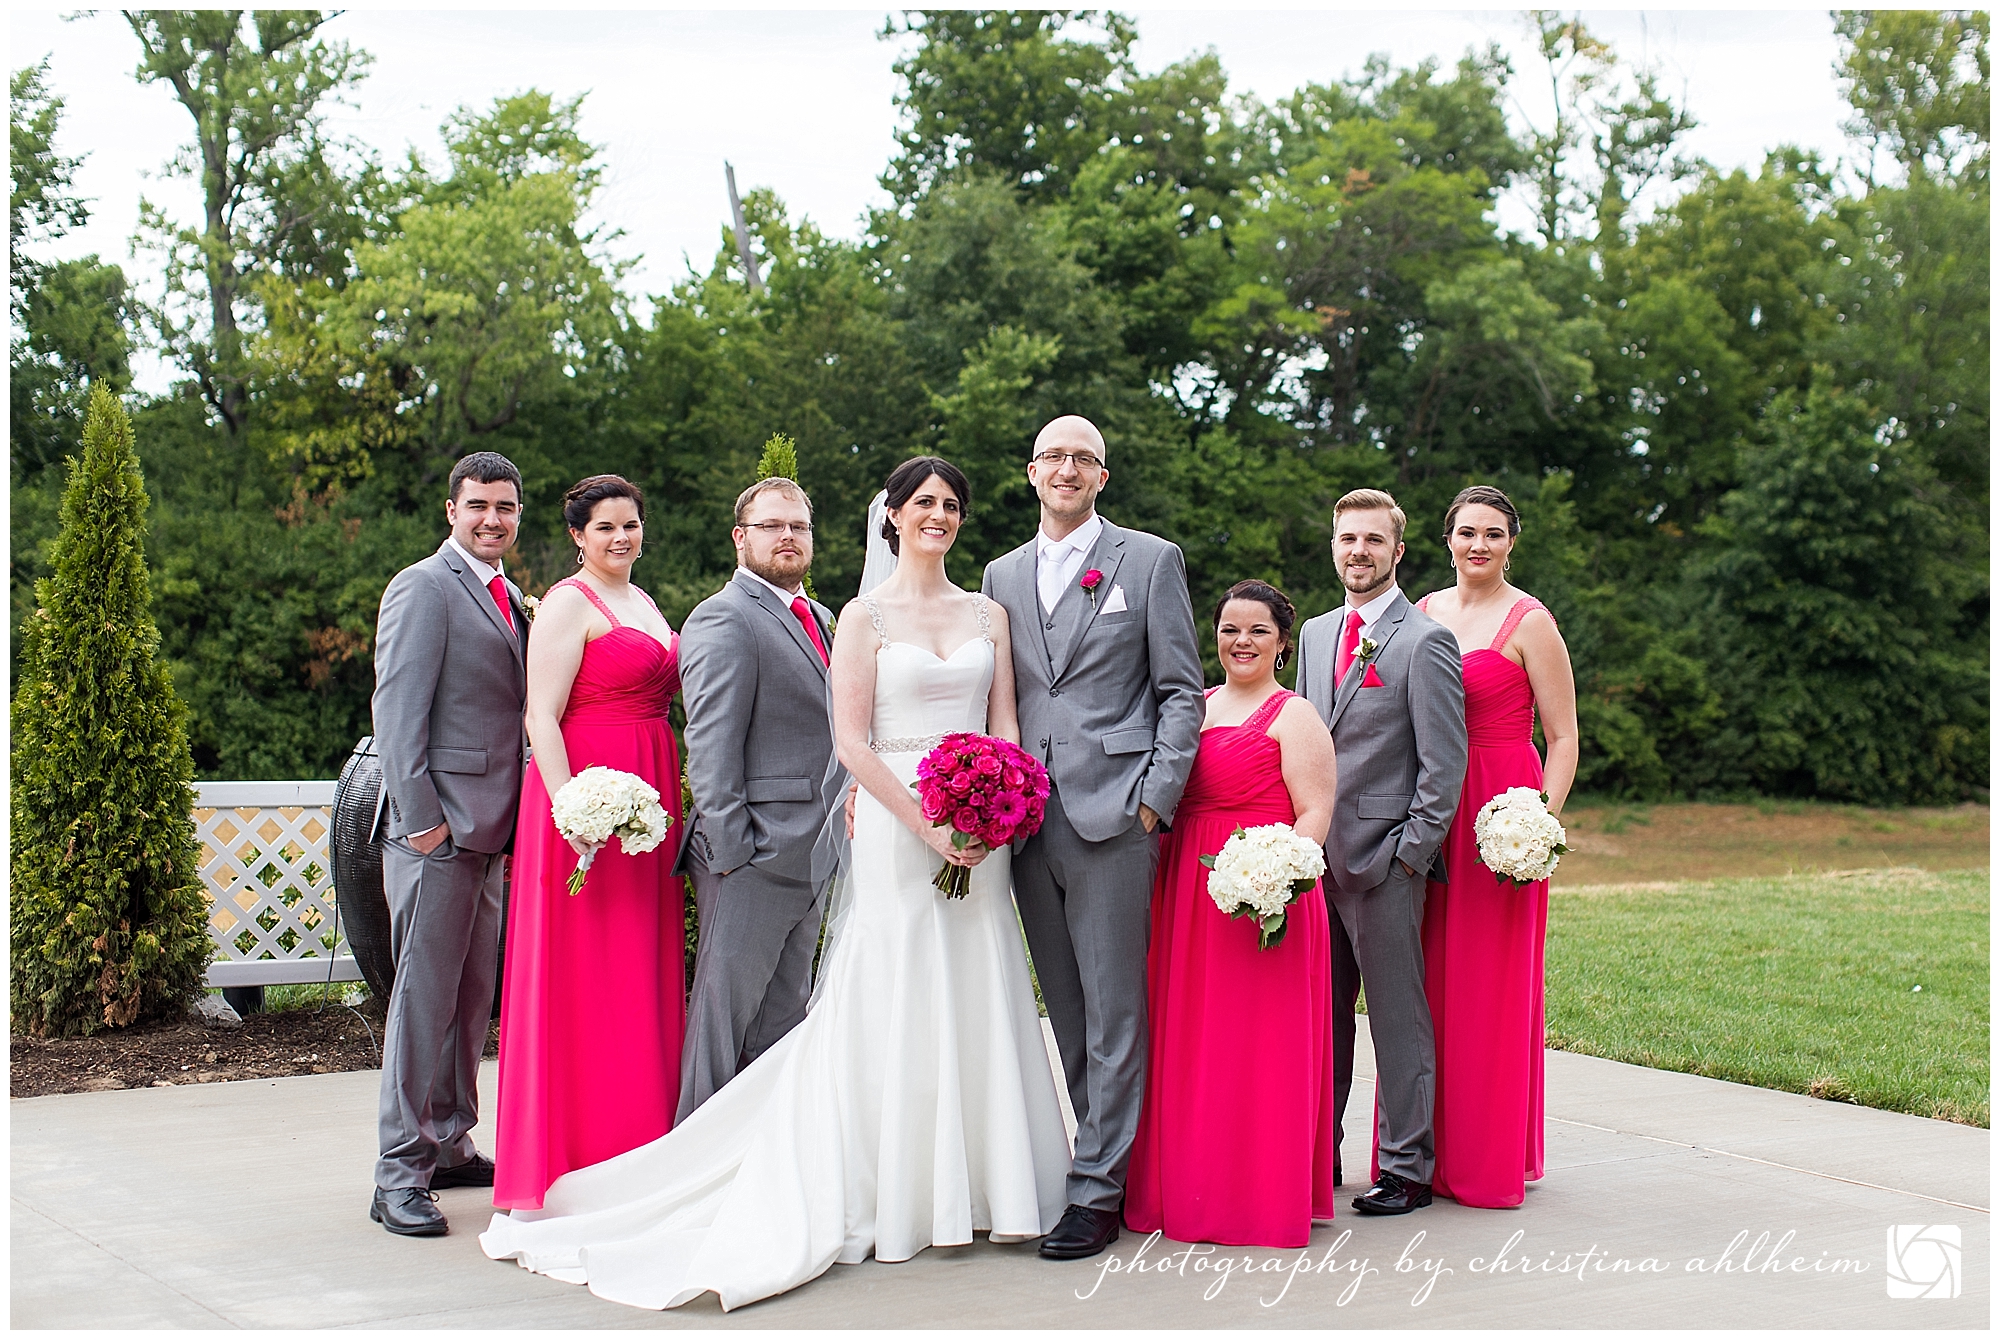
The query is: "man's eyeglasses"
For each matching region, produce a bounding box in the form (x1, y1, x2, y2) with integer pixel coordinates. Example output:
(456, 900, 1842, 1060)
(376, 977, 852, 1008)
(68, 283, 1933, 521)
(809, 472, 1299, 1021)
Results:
(1032, 449, 1104, 472)
(742, 520, 813, 536)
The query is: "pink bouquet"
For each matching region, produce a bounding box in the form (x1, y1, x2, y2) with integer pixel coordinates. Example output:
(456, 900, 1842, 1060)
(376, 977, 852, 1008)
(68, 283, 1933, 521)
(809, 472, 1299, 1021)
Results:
(912, 733, 1051, 898)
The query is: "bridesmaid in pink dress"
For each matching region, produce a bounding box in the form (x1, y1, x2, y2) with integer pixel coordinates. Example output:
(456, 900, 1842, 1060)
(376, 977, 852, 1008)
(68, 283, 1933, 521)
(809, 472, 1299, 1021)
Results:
(1126, 581, 1340, 1248)
(1414, 485, 1578, 1209)
(494, 476, 687, 1211)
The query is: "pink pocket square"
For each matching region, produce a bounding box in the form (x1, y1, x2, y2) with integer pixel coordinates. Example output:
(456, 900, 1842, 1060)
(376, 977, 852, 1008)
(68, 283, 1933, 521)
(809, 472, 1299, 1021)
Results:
(1360, 664, 1386, 688)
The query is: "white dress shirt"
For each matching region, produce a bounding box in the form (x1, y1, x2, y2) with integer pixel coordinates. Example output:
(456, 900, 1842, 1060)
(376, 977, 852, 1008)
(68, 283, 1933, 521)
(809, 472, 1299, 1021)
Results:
(448, 535, 505, 585)
(1343, 583, 1403, 643)
(736, 565, 805, 604)
(1035, 513, 1105, 615)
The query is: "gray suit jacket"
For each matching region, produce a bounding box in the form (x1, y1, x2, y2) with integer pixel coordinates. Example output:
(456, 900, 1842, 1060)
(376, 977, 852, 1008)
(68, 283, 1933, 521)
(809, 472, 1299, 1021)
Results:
(1297, 588, 1467, 893)
(676, 573, 839, 883)
(371, 541, 529, 854)
(982, 519, 1205, 843)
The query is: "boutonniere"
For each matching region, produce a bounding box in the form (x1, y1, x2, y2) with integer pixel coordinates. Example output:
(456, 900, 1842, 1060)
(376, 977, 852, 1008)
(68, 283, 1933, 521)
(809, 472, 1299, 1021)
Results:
(521, 594, 541, 622)
(1080, 568, 1104, 606)
(1356, 635, 1379, 663)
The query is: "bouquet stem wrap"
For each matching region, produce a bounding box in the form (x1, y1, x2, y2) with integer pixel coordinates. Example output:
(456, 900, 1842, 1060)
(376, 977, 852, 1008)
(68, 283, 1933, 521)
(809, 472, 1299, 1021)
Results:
(910, 733, 1051, 899)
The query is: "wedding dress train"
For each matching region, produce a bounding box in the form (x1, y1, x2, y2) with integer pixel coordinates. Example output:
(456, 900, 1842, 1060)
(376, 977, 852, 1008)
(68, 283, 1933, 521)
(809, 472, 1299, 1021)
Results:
(481, 609, 1069, 1310)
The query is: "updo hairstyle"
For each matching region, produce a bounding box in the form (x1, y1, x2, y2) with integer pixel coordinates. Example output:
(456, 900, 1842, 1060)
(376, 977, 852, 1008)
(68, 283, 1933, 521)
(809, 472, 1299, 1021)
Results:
(1443, 484, 1520, 539)
(563, 474, 646, 534)
(1212, 578, 1298, 670)
(880, 456, 973, 556)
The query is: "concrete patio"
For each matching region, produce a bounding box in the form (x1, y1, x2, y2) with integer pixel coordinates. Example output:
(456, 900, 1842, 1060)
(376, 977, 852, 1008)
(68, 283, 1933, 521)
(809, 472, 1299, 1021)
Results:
(11, 1019, 1988, 1328)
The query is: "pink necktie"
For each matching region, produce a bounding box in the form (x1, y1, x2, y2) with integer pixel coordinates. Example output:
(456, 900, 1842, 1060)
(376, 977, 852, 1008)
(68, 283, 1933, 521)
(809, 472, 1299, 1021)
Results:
(487, 574, 515, 632)
(791, 596, 829, 666)
(1335, 608, 1362, 685)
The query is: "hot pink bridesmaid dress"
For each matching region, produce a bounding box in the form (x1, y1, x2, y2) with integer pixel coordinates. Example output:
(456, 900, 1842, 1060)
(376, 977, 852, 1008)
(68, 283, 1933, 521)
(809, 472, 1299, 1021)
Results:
(1125, 688, 1338, 1248)
(493, 577, 686, 1211)
(1416, 594, 1552, 1208)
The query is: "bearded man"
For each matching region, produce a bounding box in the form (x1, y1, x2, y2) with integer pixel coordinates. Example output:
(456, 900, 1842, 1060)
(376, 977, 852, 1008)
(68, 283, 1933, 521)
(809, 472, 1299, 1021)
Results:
(1294, 488, 1467, 1217)
(674, 476, 840, 1122)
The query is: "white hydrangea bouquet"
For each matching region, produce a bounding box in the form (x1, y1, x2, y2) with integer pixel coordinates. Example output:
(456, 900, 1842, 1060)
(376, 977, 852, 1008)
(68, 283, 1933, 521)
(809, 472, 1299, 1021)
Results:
(1200, 823, 1326, 951)
(549, 766, 671, 895)
(1473, 787, 1570, 888)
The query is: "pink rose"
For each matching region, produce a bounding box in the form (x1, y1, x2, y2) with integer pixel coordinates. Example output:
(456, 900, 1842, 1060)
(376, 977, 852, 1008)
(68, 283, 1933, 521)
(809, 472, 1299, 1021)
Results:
(949, 769, 974, 794)
(952, 806, 979, 833)
(1080, 569, 1103, 592)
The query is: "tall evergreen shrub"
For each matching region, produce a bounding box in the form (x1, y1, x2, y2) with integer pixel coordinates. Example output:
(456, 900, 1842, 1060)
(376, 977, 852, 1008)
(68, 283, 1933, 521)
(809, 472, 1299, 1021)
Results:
(756, 431, 816, 600)
(11, 386, 211, 1036)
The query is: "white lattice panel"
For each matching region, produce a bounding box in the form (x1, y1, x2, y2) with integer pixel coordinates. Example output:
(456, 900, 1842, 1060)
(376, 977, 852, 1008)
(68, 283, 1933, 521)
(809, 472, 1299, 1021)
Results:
(193, 782, 360, 987)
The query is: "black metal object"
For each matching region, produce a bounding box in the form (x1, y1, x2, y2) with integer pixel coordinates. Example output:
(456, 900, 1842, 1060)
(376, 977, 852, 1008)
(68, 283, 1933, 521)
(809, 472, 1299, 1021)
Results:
(221, 986, 264, 1015)
(331, 736, 397, 1002)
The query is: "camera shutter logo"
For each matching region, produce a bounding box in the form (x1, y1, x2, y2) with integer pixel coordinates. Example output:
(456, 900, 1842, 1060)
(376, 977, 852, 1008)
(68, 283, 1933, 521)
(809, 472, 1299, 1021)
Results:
(1886, 1226, 1960, 1299)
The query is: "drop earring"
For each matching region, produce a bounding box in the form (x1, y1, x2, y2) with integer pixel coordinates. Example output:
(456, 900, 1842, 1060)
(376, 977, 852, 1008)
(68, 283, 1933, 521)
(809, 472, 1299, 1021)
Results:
(576, 548, 585, 566)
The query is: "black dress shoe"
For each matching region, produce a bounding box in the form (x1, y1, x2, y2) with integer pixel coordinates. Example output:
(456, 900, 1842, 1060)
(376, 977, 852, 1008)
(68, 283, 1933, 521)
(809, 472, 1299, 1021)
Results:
(371, 1186, 448, 1236)
(430, 1153, 495, 1189)
(1039, 1204, 1121, 1260)
(1352, 1172, 1432, 1216)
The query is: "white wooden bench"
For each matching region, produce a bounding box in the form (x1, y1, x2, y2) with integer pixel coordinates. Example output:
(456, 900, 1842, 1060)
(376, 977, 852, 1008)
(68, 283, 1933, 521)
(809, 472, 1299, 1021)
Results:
(193, 782, 362, 999)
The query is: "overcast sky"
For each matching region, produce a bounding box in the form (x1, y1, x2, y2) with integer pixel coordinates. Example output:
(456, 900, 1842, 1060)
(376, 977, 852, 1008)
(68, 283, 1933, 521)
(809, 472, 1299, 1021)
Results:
(14, 6, 1856, 392)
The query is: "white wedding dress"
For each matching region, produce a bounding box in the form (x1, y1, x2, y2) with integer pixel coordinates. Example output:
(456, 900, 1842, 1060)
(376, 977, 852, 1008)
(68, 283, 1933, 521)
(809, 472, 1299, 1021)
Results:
(480, 595, 1070, 1310)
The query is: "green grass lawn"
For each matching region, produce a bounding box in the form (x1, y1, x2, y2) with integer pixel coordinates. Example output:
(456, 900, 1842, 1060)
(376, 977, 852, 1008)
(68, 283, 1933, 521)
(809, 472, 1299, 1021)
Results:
(1546, 867, 1990, 1127)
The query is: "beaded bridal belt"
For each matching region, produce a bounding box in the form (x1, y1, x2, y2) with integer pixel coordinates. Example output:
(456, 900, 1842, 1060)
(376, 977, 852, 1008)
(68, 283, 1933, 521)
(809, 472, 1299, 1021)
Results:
(869, 734, 943, 755)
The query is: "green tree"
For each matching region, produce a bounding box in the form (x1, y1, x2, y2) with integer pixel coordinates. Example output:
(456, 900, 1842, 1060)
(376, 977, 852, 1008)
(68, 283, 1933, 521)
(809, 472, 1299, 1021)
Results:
(883, 10, 1137, 204)
(754, 431, 818, 599)
(11, 61, 134, 670)
(126, 9, 368, 441)
(1699, 373, 1985, 802)
(1835, 9, 1989, 187)
(11, 387, 212, 1036)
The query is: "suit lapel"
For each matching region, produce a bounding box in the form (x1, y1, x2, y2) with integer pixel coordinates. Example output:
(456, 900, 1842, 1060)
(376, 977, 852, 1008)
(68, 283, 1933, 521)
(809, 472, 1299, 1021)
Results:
(440, 542, 522, 662)
(1050, 522, 1126, 683)
(738, 574, 828, 680)
(1007, 543, 1054, 678)
(1326, 590, 1409, 732)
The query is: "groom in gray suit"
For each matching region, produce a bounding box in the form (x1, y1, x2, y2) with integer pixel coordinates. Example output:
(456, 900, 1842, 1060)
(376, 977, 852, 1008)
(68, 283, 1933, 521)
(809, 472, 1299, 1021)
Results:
(675, 476, 840, 1124)
(370, 451, 529, 1236)
(1296, 488, 1467, 1216)
(984, 415, 1205, 1260)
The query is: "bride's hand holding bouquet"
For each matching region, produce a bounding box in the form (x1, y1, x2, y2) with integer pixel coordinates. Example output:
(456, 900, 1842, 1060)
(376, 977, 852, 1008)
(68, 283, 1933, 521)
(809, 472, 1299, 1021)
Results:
(912, 732, 1051, 898)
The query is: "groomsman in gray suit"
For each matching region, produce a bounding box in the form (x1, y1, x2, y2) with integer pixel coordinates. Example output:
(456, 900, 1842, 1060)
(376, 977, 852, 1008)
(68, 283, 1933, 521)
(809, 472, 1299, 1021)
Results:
(983, 416, 1205, 1261)
(370, 451, 530, 1236)
(675, 476, 840, 1124)
(1295, 488, 1467, 1216)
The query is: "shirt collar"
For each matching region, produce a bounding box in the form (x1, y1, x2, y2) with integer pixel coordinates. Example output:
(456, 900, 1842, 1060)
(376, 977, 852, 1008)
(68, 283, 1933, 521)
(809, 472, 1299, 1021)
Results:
(737, 565, 804, 604)
(447, 535, 504, 585)
(1037, 512, 1103, 558)
(1346, 583, 1402, 630)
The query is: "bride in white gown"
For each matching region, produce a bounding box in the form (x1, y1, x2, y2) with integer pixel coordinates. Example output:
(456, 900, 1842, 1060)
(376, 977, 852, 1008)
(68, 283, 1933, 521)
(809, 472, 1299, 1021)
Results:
(480, 457, 1070, 1310)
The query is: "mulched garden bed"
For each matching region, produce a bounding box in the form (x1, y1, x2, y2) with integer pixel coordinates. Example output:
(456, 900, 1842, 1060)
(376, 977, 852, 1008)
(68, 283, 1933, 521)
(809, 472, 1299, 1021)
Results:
(11, 1003, 498, 1098)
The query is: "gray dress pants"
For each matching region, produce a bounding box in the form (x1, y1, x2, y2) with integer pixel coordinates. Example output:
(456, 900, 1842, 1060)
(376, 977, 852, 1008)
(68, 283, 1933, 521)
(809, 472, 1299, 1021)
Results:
(1011, 785, 1157, 1211)
(375, 837, 504, 1189)
(675, 861, 823, 1125)
(1326, 863, 1437, 1184)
